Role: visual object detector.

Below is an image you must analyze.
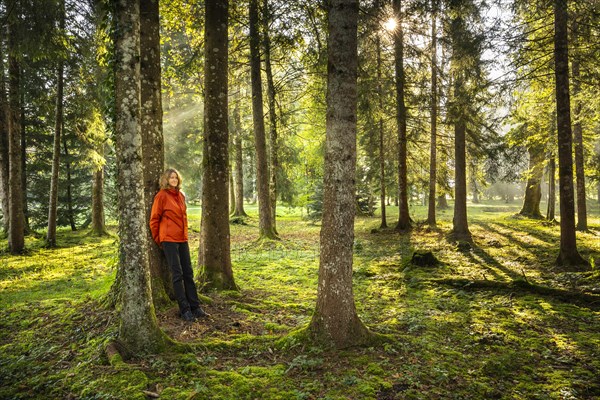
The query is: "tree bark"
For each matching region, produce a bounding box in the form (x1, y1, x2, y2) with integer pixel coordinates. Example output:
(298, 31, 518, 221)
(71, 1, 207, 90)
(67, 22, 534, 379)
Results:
(0, 32, 9, 234)
(393, 0, 410, 232)
(47, 0, 65, 247)
(114, 0, 167, 353)
(229, 170, 235, 215)
(427, 1, 438, 227)
(553, 0, 588, 268)
(140, 0, 173, 306)
(198, 0, 237, 291)
(519, 145, 544, 218)
(7, 17, 25, 254)
(571, 22, 587, 231)
(308, 0, 370, 349)
(249, 0, 277, 239)
(232, 103, 247, 217)
(546, 154, 556, 221)
(452, 119, 471, 240)
(263, 0, 279, 234)
(62, 137, 76, 231)
(375, 7, 387, 229)
(90, 164, 107, 236)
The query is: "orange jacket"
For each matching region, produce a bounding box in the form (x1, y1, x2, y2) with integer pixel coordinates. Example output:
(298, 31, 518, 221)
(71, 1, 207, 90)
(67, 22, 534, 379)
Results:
(149, 189, 188, 244)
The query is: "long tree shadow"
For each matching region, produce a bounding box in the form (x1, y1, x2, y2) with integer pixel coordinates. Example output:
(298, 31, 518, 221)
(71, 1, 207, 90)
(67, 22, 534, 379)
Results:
(473, 221, 556, 264)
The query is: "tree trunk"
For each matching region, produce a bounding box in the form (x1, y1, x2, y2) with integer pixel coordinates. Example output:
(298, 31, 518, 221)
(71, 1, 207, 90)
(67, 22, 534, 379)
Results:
(90, 165, 107, 236)
(375, 12, 387, 229)
(198, 0, 237, 291)
(437, 193, 448, 209)
(232, 103, 247, 217)
(393, 0, 410, 232)
(249, 0, 277, 240)
(519, 146, 543, 218)
(62, 137, 76, 231)
(0, 34, 9, 234)
(571, 24, 586, 231)
(7, 18, 25, 254)
(114, 0, 167, 353)
(229, 170, 235, 215)
(546, 154, 556, 221)
(47, 0, 65, 247)
(553, 0, 588, 268)
(263, 0, 279, 234)
(140, 0, 173, 306)
(427, 1, 438, 227)
(308, 0, 370, 349)
(451, 79, 471, 241)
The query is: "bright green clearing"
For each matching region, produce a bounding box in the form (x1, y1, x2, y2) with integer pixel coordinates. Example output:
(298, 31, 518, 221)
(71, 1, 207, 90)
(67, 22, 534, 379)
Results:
(1, 200, 599, 399)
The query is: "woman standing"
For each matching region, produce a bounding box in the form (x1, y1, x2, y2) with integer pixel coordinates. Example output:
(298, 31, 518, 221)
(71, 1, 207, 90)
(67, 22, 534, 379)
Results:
(150, 168, 208, 322)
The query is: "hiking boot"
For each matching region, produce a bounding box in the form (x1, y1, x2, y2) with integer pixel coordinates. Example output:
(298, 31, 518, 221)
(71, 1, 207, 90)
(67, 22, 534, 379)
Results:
(181, 310, 195, 322)
(192, 307, 209, 319)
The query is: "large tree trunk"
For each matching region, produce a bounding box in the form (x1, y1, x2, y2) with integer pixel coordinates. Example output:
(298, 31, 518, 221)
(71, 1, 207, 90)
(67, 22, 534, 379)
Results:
(263, 0, 279, 234)
(140, 0, 173, 306)
(47, 0, 65, 247)
(451, 76, 471, 241)
(198, 0, 237, 291)
(427, 1, 438, 227)
(546, 154, 556, 221)
(553, 0, 588, 268)
(571, 24, 587, 231)
(308, 0, 370, 349)
(519, 145, 544, 218)
(7, 18, 25, 254)
(0, 34, 9, 234)
(249, 0, 277, 240)
(393, 0, 410, 232)
(114, 0, 167, 353)
(232, 103, 247, 217)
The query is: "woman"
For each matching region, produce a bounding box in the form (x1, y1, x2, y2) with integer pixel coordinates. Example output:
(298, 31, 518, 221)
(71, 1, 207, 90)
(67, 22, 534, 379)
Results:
(150, 168, 208, 322)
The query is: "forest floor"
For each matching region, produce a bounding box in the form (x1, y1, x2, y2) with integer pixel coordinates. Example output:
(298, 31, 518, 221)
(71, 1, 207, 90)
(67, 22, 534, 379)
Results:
(1, 200, 599, 400)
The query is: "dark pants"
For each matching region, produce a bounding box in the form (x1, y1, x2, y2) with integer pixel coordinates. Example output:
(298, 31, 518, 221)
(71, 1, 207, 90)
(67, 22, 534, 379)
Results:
(162, 242, 201, 314)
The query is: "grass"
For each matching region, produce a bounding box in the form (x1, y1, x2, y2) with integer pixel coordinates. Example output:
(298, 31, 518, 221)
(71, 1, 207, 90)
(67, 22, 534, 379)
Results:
(1, 199, 599, 399)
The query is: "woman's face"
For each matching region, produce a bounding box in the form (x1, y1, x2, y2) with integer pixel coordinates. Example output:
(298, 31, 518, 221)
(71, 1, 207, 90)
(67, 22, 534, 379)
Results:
(168, 172, 179, 188)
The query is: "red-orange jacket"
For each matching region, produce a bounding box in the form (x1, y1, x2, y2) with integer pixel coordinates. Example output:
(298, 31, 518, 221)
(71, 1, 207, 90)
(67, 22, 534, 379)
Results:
(149, 188, 188, 244)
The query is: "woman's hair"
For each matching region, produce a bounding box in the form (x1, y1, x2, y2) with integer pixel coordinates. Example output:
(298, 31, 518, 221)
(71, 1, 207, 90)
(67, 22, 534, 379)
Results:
(159, 168, 183, 190)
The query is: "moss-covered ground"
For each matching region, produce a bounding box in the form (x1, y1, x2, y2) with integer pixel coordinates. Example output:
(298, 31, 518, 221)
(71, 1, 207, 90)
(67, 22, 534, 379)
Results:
(1, 200, 599, 399)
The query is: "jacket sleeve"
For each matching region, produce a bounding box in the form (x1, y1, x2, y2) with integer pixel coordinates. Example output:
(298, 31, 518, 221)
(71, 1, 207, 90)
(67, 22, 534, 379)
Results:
(149, 192, 163, 244)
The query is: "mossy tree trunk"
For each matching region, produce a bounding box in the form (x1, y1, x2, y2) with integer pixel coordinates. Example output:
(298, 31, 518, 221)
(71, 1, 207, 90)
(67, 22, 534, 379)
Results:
(114, 0, 167, 353)
(249, 0, 277, 240)
(553, 0, 588, 269)
(198, 0, 237, 291)
(308, 0, 370, 349)
(393, 0, 411, 233)
(7, 15, 25, 254)
(47, 0, 65, 247)
(140, 0, 173, 306)
(519, 145, 544, 219)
